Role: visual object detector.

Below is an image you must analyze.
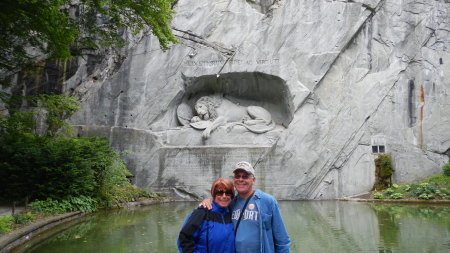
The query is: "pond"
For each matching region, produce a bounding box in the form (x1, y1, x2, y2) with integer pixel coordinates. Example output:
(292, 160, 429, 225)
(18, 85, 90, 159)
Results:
(12, 201, 450, 253)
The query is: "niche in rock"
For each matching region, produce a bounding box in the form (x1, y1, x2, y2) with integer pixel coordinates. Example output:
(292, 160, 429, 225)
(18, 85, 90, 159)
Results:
(173, 72, 293, 144)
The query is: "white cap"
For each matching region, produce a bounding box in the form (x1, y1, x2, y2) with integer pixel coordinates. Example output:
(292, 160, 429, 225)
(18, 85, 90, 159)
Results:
(233, 161, 255, 176)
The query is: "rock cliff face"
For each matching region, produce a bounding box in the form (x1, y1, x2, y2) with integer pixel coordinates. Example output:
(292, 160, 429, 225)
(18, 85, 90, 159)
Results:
(67, 0, 450, 199)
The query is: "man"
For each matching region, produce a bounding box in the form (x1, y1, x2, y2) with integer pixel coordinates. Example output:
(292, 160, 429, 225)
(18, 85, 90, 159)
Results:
(202, 161, 291, 253)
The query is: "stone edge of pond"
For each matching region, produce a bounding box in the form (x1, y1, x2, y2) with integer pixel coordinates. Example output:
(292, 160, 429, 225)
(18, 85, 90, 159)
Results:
(0, 198, 174, 253)
(0, 211, 84, 253)
(120, 198, 174, 207)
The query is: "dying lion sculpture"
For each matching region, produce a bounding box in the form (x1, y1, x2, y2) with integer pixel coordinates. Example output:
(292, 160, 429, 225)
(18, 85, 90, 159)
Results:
(188, 96, 275, 139)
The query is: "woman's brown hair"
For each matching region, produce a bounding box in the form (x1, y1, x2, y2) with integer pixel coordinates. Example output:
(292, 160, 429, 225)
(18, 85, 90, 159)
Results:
(210, 178, 234, 198)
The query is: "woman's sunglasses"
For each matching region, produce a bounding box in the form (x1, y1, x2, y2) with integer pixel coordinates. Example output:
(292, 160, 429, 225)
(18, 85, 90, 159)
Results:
(215, 190, 233, 196)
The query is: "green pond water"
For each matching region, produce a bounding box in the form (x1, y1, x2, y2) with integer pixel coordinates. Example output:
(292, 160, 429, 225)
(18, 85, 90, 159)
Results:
(12, 201, 450, 253)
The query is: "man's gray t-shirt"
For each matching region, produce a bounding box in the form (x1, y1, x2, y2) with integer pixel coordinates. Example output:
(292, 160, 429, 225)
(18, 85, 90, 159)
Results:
(232, 197, 261, 252)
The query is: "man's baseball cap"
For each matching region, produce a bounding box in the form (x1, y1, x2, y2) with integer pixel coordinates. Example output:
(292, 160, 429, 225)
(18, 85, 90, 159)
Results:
(233, 161, 255, 176)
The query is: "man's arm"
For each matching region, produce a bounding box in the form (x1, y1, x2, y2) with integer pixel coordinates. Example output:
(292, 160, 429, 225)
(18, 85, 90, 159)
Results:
(272, 201, 291, 253)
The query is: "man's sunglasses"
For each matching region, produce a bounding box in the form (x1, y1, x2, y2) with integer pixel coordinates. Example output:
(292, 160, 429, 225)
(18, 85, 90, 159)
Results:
(215, 190, 233, 196)
(233, 174, 252, 180)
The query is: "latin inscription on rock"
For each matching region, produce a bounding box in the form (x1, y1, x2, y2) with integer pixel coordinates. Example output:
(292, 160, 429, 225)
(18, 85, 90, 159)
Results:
(184, 58, 280, 67)
(157, 146, 273, 197)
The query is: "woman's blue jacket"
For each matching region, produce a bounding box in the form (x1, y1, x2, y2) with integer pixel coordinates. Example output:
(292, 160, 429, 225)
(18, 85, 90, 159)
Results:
(178, 201, 235, 253)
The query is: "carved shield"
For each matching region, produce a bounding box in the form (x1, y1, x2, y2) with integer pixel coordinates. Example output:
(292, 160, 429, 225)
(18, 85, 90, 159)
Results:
(177, 103, 194, 126)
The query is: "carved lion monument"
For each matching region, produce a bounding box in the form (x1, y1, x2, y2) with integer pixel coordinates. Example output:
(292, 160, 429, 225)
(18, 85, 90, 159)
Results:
(183, 95, 275, 139)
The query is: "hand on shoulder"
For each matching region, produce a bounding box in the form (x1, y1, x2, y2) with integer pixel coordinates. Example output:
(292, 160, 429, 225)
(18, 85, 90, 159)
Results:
(198, 198, 213, 210)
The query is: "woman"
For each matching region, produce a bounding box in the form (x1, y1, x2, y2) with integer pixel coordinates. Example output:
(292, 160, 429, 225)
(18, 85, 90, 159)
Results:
(178, 178, 235, 253)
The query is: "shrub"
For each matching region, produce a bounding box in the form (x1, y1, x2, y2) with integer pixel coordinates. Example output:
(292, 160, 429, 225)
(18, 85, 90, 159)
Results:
(66, 196, 98, 213)
(439, 188, 449, 195)
(29, 198, 69, 215)
(443, 163, 450, 176)
(0, 216, 13, 234)
(374, 192, 384, 199)
(386, 188, 395, 195)
(29, 196, 98, 215)
(435, 190, 447, 198)
(418, 193, 434, 200)
(13, 212, 34, 224)
(374, 154, 395, 190)
(376, 154, 394, 178)
(390, 193, 403, 199)
(413, 183, 436, 197)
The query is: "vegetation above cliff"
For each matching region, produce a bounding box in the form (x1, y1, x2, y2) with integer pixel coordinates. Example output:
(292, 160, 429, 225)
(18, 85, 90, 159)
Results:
(0, 0, 178, 75)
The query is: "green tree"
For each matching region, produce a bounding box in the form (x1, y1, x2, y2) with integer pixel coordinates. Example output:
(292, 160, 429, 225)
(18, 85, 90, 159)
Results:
(33, 94, 79, 136)
(0, 0, 178, 74)
(0, 132, 47, 212)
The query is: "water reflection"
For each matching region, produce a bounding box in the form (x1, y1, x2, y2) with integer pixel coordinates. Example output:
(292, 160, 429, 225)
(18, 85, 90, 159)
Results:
(370, 204, 450, 252)
(14, 202, 195, 253)
(13, 201, 450, 253)
(280, 201, 450, 253)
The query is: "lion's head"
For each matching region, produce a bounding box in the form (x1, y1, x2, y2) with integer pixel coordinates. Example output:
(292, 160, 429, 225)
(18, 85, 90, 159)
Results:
(195, 96, 220, 120)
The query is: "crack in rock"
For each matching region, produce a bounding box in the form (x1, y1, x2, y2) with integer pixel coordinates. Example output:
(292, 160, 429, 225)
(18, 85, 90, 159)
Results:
(172, 28, 235, 56)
